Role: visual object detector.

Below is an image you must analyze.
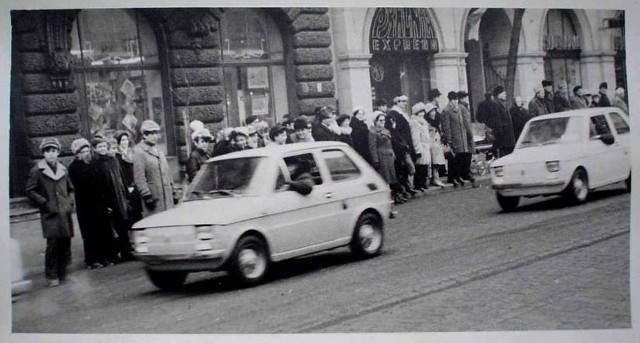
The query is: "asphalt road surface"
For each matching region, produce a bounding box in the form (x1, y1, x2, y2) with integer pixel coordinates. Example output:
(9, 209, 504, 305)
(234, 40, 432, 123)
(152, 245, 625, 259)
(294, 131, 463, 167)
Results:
(12, 182, 631, 334)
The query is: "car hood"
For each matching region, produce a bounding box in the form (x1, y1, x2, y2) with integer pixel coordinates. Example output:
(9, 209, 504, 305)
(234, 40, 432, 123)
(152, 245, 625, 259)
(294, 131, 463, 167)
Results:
(132, 196, 264, 228)
(492, 144, 583, 166)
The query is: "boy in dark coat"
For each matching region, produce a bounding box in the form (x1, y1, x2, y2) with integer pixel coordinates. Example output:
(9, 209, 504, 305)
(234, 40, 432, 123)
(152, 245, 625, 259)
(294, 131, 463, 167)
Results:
(26, 138, 75, 287)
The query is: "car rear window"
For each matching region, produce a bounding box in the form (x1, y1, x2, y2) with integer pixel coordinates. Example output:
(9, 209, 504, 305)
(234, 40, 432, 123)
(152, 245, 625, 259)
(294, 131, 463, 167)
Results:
(322, 149, 361, 182)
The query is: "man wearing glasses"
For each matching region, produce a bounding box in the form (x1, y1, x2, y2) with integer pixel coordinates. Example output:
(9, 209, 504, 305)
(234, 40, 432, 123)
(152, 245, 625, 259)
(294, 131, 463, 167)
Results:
(133, 120, 178, 216)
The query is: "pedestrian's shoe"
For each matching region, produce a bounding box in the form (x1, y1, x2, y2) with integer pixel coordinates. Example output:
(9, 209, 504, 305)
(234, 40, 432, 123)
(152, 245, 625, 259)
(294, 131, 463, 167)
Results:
(46, 278, 60, 287)
(455, 178, 467, 186)
(432, 179, 446, 188)
(86, 262, 104, 269)
(405, 187, 417, 196)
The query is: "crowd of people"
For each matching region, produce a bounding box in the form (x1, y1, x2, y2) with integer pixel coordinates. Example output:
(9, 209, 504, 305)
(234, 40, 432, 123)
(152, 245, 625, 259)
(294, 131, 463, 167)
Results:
(25, 77, 628, 287)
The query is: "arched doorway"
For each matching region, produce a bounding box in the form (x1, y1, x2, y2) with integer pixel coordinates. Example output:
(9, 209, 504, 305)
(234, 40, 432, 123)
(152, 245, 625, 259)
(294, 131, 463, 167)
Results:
(543, 9, 582, 89)
(464, 8, 511, 117)
(368, 8, 439, 106)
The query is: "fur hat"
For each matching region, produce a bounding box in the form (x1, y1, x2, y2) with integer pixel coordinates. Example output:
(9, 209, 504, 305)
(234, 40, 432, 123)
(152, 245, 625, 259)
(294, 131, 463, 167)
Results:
(428, 88, 442, 99)
(189, 120, 204, 133)
(599, 82, 608, 90)
(447, 91, 459, 100)
(191, 128, 213, 142)
(39, 137, 61, 151)
(424, 103, 438, 114)
(91, 136, 107, 148)
(268, 125, 287, 141)
(493, 85, 505, 97)
(293, 117, 310, 131)
(393, 95, 408, 103)
(411, 102, 426, 115)
(457, 91, 469, 99)
(70, 138, 90, 154)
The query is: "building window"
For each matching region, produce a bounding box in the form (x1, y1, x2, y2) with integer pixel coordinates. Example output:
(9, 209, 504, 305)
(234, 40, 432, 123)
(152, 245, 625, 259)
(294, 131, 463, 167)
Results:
(220, 9, 288, 127)
(544, 10, 582, 89)
(70, 9, 169, 153)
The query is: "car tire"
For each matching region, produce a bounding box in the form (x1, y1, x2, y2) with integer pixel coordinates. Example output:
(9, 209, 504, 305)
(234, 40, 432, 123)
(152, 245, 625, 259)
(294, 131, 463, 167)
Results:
(563, 168, 589, 204)
(228, 235, 270, 287)
(496, 193, 520, 212)
(350, 213, 384, 258)
(625, 172, 631, 193)
(146, 270, 188, 291)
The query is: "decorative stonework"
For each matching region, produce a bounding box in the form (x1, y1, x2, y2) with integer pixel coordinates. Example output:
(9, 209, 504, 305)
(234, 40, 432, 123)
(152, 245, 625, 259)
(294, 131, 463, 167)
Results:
(44, 11, 78, 91)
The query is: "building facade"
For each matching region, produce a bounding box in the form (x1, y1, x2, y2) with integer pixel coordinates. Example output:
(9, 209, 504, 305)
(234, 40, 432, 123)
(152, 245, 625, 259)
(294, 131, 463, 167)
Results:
(9, 7, 625, 197)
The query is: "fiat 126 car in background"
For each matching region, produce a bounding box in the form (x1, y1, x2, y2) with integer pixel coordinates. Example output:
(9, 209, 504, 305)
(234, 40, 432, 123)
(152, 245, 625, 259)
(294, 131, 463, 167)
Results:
(490, 107, 631, 212)
(131, 142, 392, 290)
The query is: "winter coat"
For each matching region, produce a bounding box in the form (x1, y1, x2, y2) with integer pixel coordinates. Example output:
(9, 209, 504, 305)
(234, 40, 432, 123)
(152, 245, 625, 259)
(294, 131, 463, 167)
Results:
(26, 160, 74, 239)
(493, 99, 516, 150)
(116, 149, 142, 220)
(553, 92, 571, 112)
(510, 105, 533, 141)
(612, 94, 629, 114)
(569, 95, 589, 110)
(544, 91, 556, 113)
(387, 105, 416, 157)
(459, 102, 476, 152)
(528, 97, 548, 117)
(350, 116, 372, 163)
(133, 141, 175, 217)
(441, 102, 473, 154)
(477, 99, 497, 131)
(69, 158, 109, 239)
(410, 113, 431, 165)
(91, 154, 129, 222)
(312, 121, 342, 142)
(368, 127, 396, 184)
(598, 92, 611, 107)
(187, 148, 211, 182)
(426, 120, 446, 165)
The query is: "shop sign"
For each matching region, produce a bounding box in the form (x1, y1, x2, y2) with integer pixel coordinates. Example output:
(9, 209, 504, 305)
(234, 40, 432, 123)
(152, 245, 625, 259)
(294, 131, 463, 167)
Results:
(370, 8, 439, 53)
(543, 34, 581, 51)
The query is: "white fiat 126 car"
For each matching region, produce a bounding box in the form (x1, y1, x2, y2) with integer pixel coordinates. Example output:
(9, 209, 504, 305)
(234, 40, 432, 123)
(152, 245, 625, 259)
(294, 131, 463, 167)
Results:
(131, 142, 392, 290)
(490, 107, 631, 211)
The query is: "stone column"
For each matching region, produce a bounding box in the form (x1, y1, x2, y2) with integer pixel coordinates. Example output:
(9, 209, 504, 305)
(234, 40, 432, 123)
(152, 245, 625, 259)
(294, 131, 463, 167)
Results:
(513, 52, 547, 101)
(429, 52, 468, 107)
(336, 54, 374, 115)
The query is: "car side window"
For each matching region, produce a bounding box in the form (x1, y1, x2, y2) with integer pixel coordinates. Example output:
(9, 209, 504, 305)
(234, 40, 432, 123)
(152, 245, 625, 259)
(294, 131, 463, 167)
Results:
(609, 112, 630, 135)
(589, 115, 612, 138)
(322, 149, 361, 182)
(284, 153, 323, 185)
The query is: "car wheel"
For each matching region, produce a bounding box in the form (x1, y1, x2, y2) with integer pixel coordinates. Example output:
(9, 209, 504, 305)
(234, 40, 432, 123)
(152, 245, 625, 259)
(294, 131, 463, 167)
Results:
(146, 270, 188, 291)
(496, 193, 519, 212)
(350, 213, 384, 258)
(229, 235, 270, 287)
(625, 172, 631, 193)
(563, 168, 589, 204)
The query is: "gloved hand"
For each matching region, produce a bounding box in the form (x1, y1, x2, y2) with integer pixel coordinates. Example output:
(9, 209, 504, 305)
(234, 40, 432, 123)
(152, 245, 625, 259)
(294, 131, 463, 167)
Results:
(143, 194, 156, 210)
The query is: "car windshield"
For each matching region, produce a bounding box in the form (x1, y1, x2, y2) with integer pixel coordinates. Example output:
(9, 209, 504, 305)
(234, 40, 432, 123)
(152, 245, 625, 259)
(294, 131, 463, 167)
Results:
(186, 157, 264, 201)
(517, 117, 584, 149)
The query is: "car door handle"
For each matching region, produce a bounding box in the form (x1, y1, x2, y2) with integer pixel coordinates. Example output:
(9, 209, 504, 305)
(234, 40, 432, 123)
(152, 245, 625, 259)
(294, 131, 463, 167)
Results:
(325, 192, 333, 199)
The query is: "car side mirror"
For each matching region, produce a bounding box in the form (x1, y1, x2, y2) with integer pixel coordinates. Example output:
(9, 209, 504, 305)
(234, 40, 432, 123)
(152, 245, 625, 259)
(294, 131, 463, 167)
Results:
(599, 133, 615, 145)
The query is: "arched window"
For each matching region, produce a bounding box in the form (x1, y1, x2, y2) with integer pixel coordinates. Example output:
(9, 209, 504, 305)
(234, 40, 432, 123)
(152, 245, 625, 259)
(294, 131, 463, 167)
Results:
(544, 10, 582, 89)
(220, 9, 288, 127)
(70, 9, 169, 153)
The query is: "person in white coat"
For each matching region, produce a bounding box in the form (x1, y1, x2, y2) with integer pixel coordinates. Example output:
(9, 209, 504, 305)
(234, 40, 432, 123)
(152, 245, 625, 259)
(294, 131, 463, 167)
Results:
(410, 102, 432, 191)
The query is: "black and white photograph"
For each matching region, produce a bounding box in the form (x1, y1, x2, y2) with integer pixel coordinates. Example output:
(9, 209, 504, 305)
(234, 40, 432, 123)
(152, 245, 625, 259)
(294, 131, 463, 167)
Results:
(3, 0, 638, 342)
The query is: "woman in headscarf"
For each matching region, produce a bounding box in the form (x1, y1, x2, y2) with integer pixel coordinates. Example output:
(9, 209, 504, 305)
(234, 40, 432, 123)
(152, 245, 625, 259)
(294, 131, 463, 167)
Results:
(369, 113, 405, 204)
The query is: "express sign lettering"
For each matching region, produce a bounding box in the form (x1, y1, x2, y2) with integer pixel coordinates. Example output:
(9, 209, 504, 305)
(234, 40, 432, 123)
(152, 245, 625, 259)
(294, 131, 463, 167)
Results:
(370, 8, 439, 53)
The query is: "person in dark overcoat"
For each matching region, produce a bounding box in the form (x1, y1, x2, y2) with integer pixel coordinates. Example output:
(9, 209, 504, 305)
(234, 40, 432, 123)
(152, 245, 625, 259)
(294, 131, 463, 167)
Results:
(493, 86, 516, 157)
(510, 96, 533, 141)
(476, 92, 496, 130)
(25, 138, 75, 286)
(387, 95, 416, 194)
(457, 91, 476, 183)
(441, 92, 473, 186)
(553, 81, 571, 112)
(90, 137, 129, 264)
(350, 108, 372, 164)
(542, 80, 556, 113)
(597, 82, 611, 107)
(569, 86, 589, 110)
(133, 120, 177, 217)
(311, 106, 342, 142)
(369, 113, 404, 204)
(69, 138, 109, 269)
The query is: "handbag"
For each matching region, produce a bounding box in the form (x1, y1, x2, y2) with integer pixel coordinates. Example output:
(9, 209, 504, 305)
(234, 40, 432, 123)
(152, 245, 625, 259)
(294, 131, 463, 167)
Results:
(443, 144, 455, 160)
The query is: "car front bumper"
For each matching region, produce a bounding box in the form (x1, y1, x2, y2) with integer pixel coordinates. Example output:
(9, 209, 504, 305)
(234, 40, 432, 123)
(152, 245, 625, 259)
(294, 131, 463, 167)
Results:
(135, 249, 227, 272)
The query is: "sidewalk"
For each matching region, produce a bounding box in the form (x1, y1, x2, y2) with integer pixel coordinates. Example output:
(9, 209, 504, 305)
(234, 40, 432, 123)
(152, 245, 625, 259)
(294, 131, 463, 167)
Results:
(9, 174, 491, 283)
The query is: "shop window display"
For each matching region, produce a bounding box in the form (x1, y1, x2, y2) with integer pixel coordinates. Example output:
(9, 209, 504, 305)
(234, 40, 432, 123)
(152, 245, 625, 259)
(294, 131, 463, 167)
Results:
(70, 9, 167, 153)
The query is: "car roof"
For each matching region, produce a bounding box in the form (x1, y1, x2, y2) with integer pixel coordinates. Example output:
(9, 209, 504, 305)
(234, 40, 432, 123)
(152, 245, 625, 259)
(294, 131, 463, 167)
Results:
(209, 141, 351, 162)
(530, 107, 624, 121)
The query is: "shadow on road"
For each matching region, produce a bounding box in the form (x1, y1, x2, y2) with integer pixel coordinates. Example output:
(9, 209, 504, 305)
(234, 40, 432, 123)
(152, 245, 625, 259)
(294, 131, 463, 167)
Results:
(499, 187, 629, 214)
(139, 250, 364, 296)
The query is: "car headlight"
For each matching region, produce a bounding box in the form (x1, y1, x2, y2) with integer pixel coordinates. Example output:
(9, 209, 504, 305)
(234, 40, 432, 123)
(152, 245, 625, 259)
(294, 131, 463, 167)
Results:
(195, 225, 214, 240)
(493, 166, 504, 177)
(546, 161, 560, 172)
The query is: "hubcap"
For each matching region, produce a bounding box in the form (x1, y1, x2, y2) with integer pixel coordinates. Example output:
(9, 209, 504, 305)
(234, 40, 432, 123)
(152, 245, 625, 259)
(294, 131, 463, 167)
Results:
(359, 224, 381, 253)
(238, 248, 265, 279)
(573, 175, 587, 200)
